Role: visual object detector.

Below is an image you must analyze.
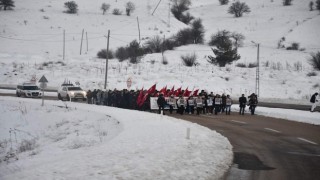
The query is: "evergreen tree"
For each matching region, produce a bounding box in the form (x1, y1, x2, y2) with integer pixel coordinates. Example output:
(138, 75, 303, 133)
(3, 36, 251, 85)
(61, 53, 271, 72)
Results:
(0, 0, 15, 10)
(207, 30, 240, 67)
(190, 18, 205, 44)
(127, 40, 144, 64)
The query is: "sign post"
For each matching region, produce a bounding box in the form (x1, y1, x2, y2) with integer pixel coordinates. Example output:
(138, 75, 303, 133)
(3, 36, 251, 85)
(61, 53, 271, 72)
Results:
(126, 77, 132, 90)
(38, 75, 48, 106)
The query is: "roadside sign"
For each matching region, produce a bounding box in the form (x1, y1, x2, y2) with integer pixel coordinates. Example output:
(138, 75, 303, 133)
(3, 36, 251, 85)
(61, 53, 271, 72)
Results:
(127, 77, 132, 89)
(38, 75, 48, 83)
(39, 82, 47, 89)
(38, 75, 48, 106)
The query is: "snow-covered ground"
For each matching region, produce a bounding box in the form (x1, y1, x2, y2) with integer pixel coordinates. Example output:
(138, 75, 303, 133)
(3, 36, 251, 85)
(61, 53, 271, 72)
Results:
(0, 95, 319, 179)
(0, 96, 232, 180)
(0, 0, 320, 179)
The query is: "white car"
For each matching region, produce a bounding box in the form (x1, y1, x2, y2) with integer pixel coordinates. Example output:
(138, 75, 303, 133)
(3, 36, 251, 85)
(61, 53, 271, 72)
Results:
(57, 83, 87, 101)
(16, 83, 42, 98)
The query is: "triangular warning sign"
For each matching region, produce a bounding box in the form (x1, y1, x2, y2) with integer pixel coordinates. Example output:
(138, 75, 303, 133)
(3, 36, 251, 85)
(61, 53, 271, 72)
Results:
(38, 75, 48, 83)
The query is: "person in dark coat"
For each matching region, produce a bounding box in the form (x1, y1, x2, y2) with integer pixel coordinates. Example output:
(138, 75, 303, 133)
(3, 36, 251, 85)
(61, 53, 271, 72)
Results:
(239, 94, 247, 115)
(86, 90, 92, 104)
(310, 92, 319, 112)
(221, 94, 227, 113)
(248, 93, 258, 115)
(157, 93, 166, 114)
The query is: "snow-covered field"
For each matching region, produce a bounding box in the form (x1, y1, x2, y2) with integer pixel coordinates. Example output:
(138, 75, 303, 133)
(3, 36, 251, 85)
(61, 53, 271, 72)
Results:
(0, 0, 319, 101)
(0, 96, 232, 180)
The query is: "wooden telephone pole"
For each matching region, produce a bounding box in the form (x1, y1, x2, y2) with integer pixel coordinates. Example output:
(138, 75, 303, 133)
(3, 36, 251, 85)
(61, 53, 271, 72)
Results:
(104, 30, 110, 89)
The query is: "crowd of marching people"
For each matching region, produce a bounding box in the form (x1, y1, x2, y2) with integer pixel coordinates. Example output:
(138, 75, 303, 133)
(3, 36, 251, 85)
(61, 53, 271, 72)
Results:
(84, 86, 259, 116)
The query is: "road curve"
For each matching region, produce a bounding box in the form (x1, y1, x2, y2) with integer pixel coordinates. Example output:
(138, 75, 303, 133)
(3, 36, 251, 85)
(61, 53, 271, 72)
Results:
(168, 113, 320, 180)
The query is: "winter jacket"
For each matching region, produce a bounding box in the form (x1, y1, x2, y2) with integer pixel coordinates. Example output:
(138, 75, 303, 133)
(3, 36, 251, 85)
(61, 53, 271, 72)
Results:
(310, 93, 318, 103)
(157, 95, 166, 107)
(239, 96, 247, 107)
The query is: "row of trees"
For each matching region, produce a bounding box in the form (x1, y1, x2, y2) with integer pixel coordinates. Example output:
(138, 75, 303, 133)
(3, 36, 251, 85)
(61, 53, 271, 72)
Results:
(63, 1, 135, 16)
(171, 0, 251, 19)
(97, 17, 244, 67)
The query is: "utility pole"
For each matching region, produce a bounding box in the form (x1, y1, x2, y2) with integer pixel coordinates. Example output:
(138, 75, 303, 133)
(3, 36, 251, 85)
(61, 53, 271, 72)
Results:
(256, 44, 260, 97)
(251, 41, 260, 97)
(80, 29, 84, 55)
(137, 17, 141, 44)
(86, 32, 88, 52)
(104, 30, 110, 89)
(168, 3, 170, 28)
(63, 29, 65, 60)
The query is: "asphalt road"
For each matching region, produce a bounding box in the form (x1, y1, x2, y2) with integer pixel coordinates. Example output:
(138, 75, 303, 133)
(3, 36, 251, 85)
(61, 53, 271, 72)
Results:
(168, 113, 320, 180)
(1, 93, 320, 179)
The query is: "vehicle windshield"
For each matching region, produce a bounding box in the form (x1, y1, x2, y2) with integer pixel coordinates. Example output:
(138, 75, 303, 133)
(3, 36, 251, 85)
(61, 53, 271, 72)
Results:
(68, 87, 82, 91)
(23, 86, 39, 90)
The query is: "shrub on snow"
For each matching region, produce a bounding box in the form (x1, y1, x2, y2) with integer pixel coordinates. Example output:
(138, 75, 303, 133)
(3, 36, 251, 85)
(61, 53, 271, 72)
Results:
(219, 0, 229, 5)
(115, 47, 129, 62)
(0, 0, 15, 10)
(97, 49, 114, 59)
(283, 0, 293, 6)
(64, 1, 78, 14)
(112, 8, 122, 15)
(181, 53, 197, 67)
(309, 51, 320, 71)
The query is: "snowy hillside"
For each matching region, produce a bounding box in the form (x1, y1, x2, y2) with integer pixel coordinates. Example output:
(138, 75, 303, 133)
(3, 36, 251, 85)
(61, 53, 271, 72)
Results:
(0, 0, 319, 100)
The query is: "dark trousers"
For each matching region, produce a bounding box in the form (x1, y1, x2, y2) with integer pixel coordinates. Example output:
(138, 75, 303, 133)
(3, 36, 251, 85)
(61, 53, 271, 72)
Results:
(178, 106, 185, 115)
(249, 105, 256, 115)
(188, 106, 195, 114)
(169, 105, 174, 114)
(196, 107, 202, 115)
(158, 106, 165, 114)
(214, 105, 221, 115)
(239, 105, 245, 115)
(225, 105, 231, 115)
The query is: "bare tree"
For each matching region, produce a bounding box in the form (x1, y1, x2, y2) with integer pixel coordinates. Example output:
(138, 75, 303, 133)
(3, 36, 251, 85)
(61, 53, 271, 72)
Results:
(231, 32, 245, 47)
(125, 1, 135, 16)
(64, 1, 78, 14)
(228, 1, 250, 17)
(101, 3, 110, 15)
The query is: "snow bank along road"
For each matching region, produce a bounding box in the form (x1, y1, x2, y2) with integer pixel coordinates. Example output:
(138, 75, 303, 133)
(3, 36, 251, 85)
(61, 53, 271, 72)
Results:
(169, 113, 320, 180)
